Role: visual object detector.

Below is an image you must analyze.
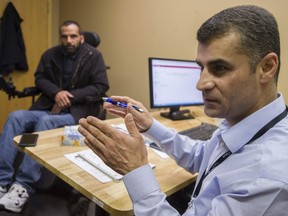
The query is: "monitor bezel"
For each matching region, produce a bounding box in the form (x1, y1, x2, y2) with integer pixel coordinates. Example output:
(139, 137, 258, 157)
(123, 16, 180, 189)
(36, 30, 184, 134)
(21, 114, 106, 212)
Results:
(148, 57, 204, 110)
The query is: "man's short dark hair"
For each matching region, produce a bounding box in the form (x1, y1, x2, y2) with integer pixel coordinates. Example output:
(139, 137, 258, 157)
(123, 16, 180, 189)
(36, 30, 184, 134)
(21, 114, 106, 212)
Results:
(59, 20, 82, 35)
(197, 5, 280, 82)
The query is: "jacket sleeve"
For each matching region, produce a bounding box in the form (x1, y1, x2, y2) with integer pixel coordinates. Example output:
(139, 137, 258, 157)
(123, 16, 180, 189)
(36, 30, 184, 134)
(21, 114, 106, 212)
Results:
(34, 49, 63, 100)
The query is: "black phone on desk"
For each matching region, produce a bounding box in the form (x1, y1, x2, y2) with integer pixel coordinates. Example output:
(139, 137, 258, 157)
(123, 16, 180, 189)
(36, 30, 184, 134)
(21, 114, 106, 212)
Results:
(18, 133, 39, 147)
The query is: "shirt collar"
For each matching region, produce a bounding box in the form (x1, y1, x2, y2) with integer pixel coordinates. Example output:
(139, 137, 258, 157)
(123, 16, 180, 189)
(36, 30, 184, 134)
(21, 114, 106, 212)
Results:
(219, 93, 286, 153)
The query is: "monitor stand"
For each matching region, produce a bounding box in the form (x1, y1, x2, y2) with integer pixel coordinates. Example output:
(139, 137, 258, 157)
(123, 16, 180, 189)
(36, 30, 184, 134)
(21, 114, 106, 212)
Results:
(160, 107, 194, 121)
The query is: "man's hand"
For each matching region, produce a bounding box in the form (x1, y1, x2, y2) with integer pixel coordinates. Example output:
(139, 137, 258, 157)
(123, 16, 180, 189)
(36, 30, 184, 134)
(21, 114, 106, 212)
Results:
(55, 90, 74, 109)
(78, 113, 148, 175)
(104, 96, 153, 133)
(50, 103, 62, 114)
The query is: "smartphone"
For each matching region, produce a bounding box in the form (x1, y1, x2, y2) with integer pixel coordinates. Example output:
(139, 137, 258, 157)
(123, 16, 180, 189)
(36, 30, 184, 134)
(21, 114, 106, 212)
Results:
(18, 133, 39, 147)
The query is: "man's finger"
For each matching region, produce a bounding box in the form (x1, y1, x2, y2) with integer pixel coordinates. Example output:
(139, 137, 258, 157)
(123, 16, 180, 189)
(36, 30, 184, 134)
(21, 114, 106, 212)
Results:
(84, 116, 121, 147)
(124, 113, 143, 141)
(78, 118, 107, 156)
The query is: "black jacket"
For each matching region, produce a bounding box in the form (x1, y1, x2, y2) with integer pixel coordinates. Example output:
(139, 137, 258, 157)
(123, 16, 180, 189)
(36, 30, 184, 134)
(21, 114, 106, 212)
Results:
(30, 42, 109, 122)
(0, 2, 28, 75)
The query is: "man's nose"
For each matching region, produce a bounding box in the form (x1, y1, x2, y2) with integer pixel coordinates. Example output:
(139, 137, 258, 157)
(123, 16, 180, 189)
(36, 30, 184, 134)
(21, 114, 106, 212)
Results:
(196, 68, 214, 91)
(67, 36, 72, 43)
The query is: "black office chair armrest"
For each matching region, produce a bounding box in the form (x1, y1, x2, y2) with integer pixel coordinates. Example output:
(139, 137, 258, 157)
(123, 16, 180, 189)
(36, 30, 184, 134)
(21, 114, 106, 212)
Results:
(21, 86, 41, 97)
(85, 94, 107, 120)
(85, 94, 105, 104)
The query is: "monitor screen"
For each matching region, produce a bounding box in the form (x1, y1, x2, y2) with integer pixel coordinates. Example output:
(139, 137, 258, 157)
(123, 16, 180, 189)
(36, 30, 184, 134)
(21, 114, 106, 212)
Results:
(148, 57, 203, 120)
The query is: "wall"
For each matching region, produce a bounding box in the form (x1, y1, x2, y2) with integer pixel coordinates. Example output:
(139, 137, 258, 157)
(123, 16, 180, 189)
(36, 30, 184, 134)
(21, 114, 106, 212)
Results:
(49, 0, 60, 46)
(59, 0, 288, 115)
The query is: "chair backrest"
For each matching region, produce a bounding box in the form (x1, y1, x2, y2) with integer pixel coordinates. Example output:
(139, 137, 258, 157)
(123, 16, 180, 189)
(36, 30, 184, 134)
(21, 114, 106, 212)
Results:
(82, 31, 101, 48)
(82, 31, 108, 120)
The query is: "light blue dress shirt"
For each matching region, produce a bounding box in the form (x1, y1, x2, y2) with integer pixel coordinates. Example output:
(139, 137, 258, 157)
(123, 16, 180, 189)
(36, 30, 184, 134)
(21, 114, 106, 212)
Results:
(123, 94, 288, 216)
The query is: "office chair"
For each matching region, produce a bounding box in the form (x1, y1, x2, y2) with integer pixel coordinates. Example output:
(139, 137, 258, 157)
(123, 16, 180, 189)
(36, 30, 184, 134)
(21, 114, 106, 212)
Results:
(1, 32, 108, 216)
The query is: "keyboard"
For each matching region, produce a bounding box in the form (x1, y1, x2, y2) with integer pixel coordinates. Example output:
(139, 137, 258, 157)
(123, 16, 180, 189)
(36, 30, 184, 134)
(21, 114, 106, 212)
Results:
(179, 122, 218, 140)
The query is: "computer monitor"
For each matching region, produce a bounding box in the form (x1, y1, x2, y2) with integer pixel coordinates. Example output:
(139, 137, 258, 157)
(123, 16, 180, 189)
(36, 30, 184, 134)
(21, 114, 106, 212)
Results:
(148, 57, 203, 120)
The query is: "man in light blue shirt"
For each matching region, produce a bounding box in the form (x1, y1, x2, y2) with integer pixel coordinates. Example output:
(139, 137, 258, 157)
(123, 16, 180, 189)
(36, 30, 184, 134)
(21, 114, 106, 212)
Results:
(78, 5, 288, 216)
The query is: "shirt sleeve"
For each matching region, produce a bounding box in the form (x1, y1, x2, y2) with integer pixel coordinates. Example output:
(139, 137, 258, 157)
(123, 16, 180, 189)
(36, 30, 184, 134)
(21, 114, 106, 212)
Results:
(144, 119, 207, 173)
(122, 119, 209, 215)
(123, 164, 181, 216)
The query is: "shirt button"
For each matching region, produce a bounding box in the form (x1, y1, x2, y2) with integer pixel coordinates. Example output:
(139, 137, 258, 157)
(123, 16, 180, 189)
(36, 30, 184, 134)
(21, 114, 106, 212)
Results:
(219, 141, 225, 147)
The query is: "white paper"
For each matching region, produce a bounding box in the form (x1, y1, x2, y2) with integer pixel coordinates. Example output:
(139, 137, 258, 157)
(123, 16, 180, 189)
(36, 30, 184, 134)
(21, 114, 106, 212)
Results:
(150, 148, 170, 159)
(65, 149, 156, 183)
(65, 149, 122, 183)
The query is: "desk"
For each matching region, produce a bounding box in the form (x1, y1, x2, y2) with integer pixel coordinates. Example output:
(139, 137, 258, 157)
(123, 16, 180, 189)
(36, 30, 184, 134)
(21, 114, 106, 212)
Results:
(14, 106, 215, 216)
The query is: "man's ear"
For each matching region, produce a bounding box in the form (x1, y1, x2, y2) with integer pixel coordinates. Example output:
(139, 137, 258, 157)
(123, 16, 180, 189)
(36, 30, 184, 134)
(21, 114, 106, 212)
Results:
(80, 34, 85, 44)
(259, 53, 278, 83)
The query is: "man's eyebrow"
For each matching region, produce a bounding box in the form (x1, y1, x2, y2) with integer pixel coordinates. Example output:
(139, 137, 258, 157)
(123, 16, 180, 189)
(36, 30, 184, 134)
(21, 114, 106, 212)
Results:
(61, 33, 78, 37)
(208, 59, 229, 65)
(196, 59, 229, 66)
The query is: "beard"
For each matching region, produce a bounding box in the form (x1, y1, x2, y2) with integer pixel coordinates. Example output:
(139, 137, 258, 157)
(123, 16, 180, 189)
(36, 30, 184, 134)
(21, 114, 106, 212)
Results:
(63, 41, 82, 55)
(64, 45, 77, 54)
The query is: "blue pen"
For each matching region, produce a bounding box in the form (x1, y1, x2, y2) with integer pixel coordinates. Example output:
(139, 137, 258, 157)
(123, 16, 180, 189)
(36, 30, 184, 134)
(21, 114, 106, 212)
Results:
(102, 97, 144, 113)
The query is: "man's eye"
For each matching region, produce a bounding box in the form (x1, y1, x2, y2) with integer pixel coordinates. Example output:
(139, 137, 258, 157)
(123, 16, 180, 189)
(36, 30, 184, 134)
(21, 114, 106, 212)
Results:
(211, 65, 229, 74)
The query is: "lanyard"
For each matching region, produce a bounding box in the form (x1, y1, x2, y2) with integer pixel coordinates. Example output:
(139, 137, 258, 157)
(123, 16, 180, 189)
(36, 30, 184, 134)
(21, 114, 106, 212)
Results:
(192, 107, 288, 199)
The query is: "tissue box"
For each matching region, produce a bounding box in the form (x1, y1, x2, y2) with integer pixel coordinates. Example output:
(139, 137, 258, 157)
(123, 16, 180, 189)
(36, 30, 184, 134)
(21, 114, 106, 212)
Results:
(62, 125, 85, 146)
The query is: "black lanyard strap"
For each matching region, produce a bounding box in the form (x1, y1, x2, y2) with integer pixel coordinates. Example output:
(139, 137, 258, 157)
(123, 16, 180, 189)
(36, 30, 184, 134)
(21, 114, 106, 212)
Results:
(192, 107, 288, 198)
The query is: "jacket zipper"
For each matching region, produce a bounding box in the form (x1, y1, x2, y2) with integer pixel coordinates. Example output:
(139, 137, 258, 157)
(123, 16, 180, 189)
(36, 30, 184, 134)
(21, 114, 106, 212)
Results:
(71, 51, 90, 88)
